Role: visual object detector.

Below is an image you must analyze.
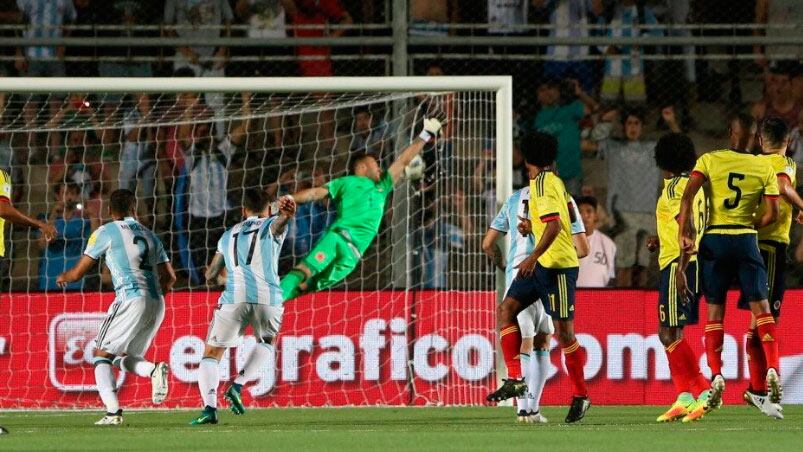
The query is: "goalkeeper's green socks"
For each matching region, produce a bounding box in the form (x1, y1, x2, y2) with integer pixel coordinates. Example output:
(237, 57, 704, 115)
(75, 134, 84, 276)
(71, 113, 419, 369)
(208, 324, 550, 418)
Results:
(280, 269, 306, 301)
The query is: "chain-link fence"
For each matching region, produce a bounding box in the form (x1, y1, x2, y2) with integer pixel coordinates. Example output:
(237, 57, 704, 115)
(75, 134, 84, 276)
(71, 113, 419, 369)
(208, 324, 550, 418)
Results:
(0, 0, 801, 290)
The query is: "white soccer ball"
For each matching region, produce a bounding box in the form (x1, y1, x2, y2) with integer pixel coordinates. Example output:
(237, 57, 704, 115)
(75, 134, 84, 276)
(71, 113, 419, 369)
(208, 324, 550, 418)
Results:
(405, 155, 425, 181)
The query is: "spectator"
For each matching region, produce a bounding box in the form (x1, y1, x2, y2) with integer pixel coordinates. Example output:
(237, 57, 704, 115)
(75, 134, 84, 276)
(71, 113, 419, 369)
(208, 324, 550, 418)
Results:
(118, 94, 156, 225)
(291, 0, 352, 77)
(411, 188, 471, 289)
(487, 0, 529, 36)
(597, 0, 663, 105)
(754, 0, 803, 67)
(409, 0, 458, 36)
(585, 106, 666, 287)
(350, 106, 392, 163)
(532, 0, 603, 93)
(752, 62, 802, 130)
(533, 78, 598, 195)
(36, 183, 97, 290)
(178, 93, 251, 284)
(164, 0, 233, 138)
(15, 0, 77, 156)
(233, 0, 296, 77)
(0, 90, 23, 203)
(789, 110, 803, 170)
(576, 196, 616, 287)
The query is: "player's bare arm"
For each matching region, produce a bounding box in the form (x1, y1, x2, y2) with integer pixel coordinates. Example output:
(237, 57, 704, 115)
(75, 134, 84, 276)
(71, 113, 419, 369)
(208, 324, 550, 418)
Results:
(158, 261, 177, 294)
(481, 228, 506, 271)
(754, 196, 779, 229)
(55, 255, 97, 288)
(678, 174, 705, 252)
(572, 232, 590, 259)
(776, 174, 803, 223)
(516, 219, 560, 277)
(388, 117, 444, 183)
(270, 195, 297, 236)
(290, 186, 329, 205)
(0, 202, 57, 241)
(205, 253, 226, 286)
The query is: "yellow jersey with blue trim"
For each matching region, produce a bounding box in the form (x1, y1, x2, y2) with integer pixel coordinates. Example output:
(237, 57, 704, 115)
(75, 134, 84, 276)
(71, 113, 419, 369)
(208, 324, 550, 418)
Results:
(691, 149, 779, 235)
(0, 169, 12, 257)
(757, 153, 796, 244)
(656, 175, 706, 270)
(528, 171, 579, 269)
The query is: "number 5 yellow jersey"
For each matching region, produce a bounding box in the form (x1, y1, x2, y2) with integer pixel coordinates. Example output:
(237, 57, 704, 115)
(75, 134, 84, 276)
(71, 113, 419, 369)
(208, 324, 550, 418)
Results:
(690, 149, 779, 234)
(656, 175, 706, 270)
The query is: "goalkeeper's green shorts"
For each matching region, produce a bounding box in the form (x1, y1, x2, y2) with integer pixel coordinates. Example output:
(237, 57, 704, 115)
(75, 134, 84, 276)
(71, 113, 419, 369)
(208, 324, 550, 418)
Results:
(301, 230, 362, 292)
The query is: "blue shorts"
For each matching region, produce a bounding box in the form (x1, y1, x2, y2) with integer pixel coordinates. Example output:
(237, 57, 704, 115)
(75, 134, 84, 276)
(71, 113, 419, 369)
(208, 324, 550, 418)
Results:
(506, 264, 578, 320)
(658, 260, 700, 328)
(698, 232, 768, 305)
(738, 240, 786, 317)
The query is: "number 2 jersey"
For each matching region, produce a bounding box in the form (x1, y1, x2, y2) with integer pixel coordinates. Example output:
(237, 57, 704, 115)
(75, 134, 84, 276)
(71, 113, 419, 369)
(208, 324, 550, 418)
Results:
(691, 149, 779, 234)
(84, 217, 169, 302)
(217, 215, 287, 306)
(656, 175, 707, 270)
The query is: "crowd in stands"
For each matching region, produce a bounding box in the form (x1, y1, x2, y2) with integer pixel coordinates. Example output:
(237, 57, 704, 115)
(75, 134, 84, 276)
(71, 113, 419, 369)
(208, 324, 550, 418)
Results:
(0, 1, 800, 291)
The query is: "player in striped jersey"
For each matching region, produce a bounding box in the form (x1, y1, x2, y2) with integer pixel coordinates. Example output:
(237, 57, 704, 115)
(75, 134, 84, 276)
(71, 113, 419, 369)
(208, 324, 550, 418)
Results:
(57, 190, 176, 426)
(483, 185, 587, 424)
(0, 169, 57, 254)
(741, 118, 803, 419)
(190, 189, 296, 425)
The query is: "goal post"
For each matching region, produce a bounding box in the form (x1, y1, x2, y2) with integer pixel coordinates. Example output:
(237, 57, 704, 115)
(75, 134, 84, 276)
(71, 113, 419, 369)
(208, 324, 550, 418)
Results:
(0, 76, 513, 408)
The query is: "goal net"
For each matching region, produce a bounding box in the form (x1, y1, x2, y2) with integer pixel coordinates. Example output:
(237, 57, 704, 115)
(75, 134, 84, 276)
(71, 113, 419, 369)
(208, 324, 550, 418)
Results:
(0, 77, 513, 408)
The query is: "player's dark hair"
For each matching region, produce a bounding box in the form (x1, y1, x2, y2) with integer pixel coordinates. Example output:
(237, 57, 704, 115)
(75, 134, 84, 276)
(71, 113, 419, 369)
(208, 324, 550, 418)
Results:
(349, 152, 378, 174)
(730, 113, 756, 135)
(575, 195, 598, 210)
(760, 116, 791, 149)
(242, 188, 269, 214)
(520, 131, 558, 168)
(109, 189, 136, 217)
(654, 133, 697, 175)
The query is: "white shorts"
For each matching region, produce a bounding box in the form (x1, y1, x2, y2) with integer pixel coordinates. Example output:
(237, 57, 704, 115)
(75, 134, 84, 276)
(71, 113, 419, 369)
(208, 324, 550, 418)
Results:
(516, 300, 554, 339)
(95, 296, 165, 356)
(206, 303, 283, 348)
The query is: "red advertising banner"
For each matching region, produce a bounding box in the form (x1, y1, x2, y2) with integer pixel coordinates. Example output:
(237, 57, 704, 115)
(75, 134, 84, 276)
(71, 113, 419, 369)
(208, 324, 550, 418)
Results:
(0, 290, 801, 409)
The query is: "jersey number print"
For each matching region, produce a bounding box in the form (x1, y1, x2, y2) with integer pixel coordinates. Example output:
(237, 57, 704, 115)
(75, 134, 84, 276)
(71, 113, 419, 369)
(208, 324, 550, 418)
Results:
(724, 172, 745, 209)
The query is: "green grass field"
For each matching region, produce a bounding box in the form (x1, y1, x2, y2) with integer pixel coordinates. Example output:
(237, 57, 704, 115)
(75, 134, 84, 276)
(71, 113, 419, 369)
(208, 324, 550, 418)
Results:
(0, 406, 800, 452)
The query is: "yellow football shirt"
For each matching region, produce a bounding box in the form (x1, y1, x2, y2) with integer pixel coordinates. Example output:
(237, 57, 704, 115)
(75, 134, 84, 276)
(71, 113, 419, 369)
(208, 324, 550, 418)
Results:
(757, 154, 796, 244)
(0, 169, 12, 257)
(656, 175, 707, 270)
(529, 171, 579, 269)
(691, 150, 779, 234)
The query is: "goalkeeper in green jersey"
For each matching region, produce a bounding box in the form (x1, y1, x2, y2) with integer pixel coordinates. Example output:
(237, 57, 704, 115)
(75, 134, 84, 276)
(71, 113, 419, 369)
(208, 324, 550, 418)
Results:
(280, 116, 443, 301)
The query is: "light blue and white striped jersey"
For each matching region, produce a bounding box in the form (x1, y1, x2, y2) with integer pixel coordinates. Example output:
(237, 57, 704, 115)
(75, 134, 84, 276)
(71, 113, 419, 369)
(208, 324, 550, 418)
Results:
(490, 187, 585, 291)
(218, 216, 287, 306)
(17, 0, 77, 59)
(84, 217, 169, 302)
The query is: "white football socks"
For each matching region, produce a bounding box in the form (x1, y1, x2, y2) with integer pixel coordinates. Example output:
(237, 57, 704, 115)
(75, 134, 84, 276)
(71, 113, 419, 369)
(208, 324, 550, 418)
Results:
(516, 353, 530, 413)
(234, 343, 274, 386)
(93, 358, 119, 414)
(114, 356, 156, 378)
(528, 349, 550, 413)
(198, 357, 220, 409)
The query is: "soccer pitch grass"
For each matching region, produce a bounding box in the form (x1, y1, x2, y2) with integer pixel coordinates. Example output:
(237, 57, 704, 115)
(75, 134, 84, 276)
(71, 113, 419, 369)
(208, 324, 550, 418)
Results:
(0, 406, 800, 452)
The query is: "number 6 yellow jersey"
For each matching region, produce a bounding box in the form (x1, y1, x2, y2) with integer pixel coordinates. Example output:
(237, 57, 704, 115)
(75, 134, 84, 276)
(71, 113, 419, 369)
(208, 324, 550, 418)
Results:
(656, 175, 706, 270)
(690, 149, 779, 234)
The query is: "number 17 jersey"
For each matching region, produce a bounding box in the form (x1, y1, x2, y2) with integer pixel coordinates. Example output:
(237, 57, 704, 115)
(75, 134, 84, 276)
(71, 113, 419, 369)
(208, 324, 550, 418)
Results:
(84, 217, 169, 302)
(691, 149, 779, 233)
(218, 216, 287, 306)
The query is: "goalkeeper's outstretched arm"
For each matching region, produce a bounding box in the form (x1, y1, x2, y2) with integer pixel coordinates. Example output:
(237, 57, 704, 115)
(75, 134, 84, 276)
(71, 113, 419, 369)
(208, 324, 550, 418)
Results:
(388, 117, 443, 183)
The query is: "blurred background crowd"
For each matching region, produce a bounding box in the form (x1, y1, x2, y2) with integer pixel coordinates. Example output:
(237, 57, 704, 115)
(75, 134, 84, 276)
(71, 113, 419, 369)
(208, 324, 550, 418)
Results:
(0, 0, 801, 292)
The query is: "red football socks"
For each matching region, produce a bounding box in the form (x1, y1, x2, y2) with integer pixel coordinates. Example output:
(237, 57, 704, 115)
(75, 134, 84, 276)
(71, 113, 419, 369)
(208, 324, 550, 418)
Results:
(704, 321, 725, 377)
(665, 339, 690, 394)
(745, 328, 768, 392)
(755, 314, 779, 372)
(500, 324, 523, 379)
(562, 340, 587, 397)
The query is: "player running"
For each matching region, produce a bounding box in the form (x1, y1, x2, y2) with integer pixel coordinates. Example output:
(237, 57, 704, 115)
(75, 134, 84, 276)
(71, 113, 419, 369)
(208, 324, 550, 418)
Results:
(486, 132, 591, 424)
(647, 133, 711, 423)
(678, 114, 781, 421)
(483, 181, 588, 424)
(190, 189, 296, 425)
(57, 189, 176, 426)
(279, 116, 443, 301)
(0, 168, 57, 250)
(741, 117, 803, 419)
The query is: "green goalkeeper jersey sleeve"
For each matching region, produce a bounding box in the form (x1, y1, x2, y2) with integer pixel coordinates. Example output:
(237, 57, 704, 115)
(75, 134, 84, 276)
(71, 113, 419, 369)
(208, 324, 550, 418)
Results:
(325, 171, 394, 253)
